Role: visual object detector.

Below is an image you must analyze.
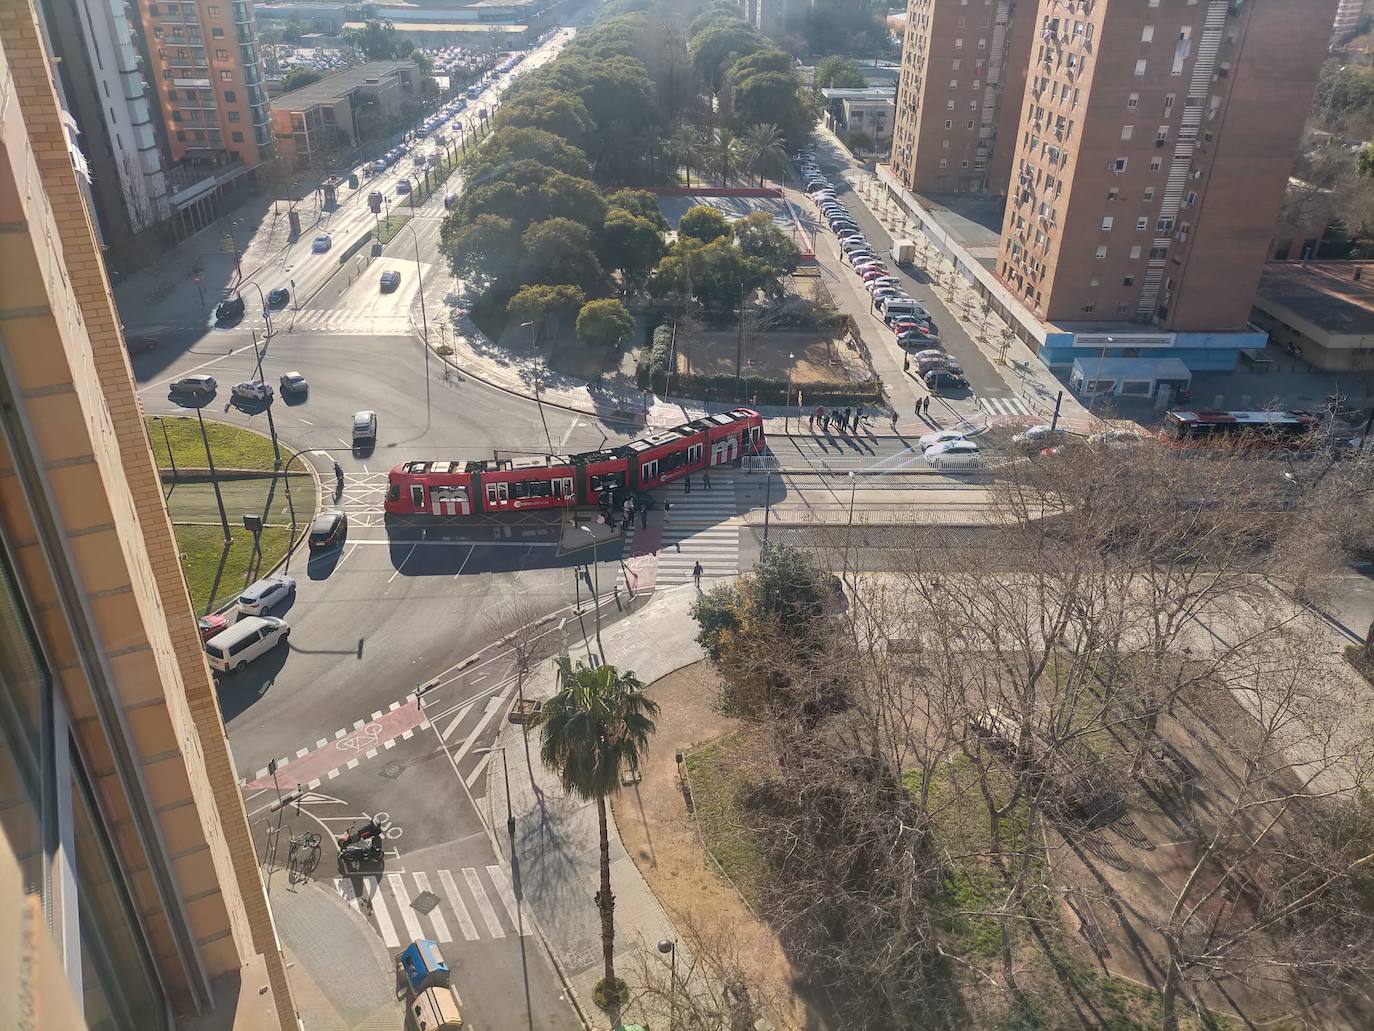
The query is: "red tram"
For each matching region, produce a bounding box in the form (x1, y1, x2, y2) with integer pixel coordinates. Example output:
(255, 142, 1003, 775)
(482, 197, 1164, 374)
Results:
(385, 408, 765, 517)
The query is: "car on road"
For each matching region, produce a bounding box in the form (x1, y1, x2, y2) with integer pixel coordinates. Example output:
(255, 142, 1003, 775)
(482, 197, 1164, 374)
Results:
(279, 371, 308, 395)
(232, 380, 273, 403)
(267, 287, 291, 309)
(372, 159, 387, 173)
(1011, 424, 1065, 448)
(920, 429, 971, 450)
(395, 180, 412, 195)
(214, 295, 245, 322)
(170, 374, 217, 397)
(924, 369, 969, 392)
(308, 509, 348, 552)
(379, 269, 402, 292)
(197, 613, 228, 643)
(236, 574, 297, 616)
(917, 356, 964, 375)
(311, 234, 332, 253)
(352, 409, 378, 447)
(204, 615, 290, 673)
(124, 333, 158, 353)
(925, 438, 980, 460)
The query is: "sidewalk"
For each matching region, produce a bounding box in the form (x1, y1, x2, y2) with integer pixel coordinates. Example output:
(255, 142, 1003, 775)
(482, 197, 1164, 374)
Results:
(492, 586, 710, 1029)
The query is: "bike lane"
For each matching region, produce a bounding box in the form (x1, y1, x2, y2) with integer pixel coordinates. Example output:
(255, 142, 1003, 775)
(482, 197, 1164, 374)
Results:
(242, 697, 429, 791)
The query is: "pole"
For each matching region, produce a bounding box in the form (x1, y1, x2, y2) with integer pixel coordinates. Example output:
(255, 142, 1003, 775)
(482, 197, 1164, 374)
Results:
(250, 330, 282, 465)
(761, 467, 772, 547)
(501, 746, 515, 838)
(843, 471, 856, 587)
(669, 944, 677, 1031)
(1049, 390, 1064, 434)
(196, 407, 231, 541)
(581, 527, 605, 663)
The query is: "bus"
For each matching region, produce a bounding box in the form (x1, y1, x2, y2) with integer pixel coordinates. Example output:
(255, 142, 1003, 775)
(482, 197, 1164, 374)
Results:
(1161, 409, 1319, 447)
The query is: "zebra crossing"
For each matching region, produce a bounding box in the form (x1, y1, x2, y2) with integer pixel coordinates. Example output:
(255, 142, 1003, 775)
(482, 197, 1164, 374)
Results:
(285, 309, 413, 335)
(979, 395, 1035, 417)
(640, 474, 741, 586)
(335, 865, 528, 948)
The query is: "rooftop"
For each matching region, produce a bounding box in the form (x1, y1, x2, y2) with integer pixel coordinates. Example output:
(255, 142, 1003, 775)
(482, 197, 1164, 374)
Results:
(1255, 261, 1374, 335)
(820, 86, 896, 101)
(270, 60, 417, 107)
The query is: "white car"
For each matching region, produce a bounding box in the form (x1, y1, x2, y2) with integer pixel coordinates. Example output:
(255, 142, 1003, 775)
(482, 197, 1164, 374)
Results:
(311, 234, 332, 253)
(1011, 424, 1060, 445)
(911, 348, 948, 362)
(925, 439, 980, 459)
(236, 574, 297, 616)
(866, 277, 901, 292)
(232, 380, 273, 403)
(920, 429, 970, 450)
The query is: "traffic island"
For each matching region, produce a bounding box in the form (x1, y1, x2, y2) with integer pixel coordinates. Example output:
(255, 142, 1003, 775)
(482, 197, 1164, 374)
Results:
(147, 416, 317, 613)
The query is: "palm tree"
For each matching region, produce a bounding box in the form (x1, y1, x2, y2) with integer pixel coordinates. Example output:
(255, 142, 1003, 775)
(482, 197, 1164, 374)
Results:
(670, 124, 704, 186)
(740, 123, 788, 188)
(711, 126, 742, 186)
(535, 657, 659, 1005)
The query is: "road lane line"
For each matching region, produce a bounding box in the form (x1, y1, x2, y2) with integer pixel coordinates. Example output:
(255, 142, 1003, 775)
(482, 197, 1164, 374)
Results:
(451, 675, 521, 767)
(362, 876, 401, 948)
(557, 417, 582, 448)
(464, 752, 490, 789)
(412, 872, 452, 942)
(139, 340, 259, 394)
(453, 544, 476, 579)
(464, 868, 505, 938)
(438, 869, 479, 941)
(442, 703, 473, 742)
(298, 418, 313, 425)
(488, 865, 529, 936)
(388, 873, 425, 941)
(387, 544, 417, 584)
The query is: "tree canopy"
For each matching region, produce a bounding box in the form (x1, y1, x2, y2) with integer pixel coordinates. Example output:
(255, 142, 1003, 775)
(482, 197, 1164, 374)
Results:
(733, 211, 801, 275)
(440, 214, 522, 286)
(281, 67, 323, 94)
(466, 126, 592, 181)
(677, 204, 732, 243)
(346, 20, 415, 60)
(519, 217, 605, 293)
(601, 208, 666, 284)
(691, 21, 766, 92)
(506, 283, 586, 326)
(575, 299, 635, 349)
(814, 55, 867, 90)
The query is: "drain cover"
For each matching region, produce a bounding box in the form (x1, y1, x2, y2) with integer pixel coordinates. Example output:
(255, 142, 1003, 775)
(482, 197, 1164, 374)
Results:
(381, 761, 405, 780)
(411, 890, 440, 915)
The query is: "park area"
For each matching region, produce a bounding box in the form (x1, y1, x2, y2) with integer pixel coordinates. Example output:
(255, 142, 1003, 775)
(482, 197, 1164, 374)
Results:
(146, 416, 312, 613)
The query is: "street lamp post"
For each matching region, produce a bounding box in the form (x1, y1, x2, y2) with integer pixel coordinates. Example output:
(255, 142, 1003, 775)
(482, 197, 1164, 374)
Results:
(657, 939, 678, 1031)
(248, 329, 282, 465)
(579, 525, 605, 663)
(785, 351, 795, 432)
(239, 281, 272, 338)
(399, 222, 432, 430)
(521, 322, 555, 453)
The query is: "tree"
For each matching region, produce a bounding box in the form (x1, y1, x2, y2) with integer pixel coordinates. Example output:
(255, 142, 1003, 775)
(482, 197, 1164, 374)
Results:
(496, 89, 594, 149)
(690, 22, 766, 92)
(814, 55, 867, 89)
(669, 124, 706, 187)
(347, 20, 414, 60)
(440, 213, 521, 285)
(845, 128, 876, 155)
(601, 208, 666, 286)
(606, 189, 668, 229)
(534, 658, 659, 1005)
(519, 218, 604, 293)
(733, 210, 800, 274)
(466, 126, 592, 181)
(576, 299, 635, 349)
(709, 127, 743, 185)
(738, 122, 788, 187)
(506, 283, 586, 331)
(281, 67, 324, 94)
(457, 161, 607, 234)
(678, 204, 732, 243)
(730, 68, 815, 147)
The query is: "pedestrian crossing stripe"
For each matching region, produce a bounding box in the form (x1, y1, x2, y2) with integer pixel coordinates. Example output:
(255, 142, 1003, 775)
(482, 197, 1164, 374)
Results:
(622, 475, 741, 588)
(286, 310, 413, 335)
(980, 396, 1034, 417)
(334, 866, 528, 948)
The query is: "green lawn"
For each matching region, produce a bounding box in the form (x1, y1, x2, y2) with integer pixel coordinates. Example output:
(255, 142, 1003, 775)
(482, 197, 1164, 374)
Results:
(146, 416, 277, 471)
(174, 524, 292, 614)
(683, 732, 767, 908)
(375, 209, 415, 245)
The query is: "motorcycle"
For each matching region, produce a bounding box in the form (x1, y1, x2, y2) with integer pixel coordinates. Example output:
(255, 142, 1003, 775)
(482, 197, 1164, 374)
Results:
(338, 836, 383, 869)
(336, 817, 385, 850)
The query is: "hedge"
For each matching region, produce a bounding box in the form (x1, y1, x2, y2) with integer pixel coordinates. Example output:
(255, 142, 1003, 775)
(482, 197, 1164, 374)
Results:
(639, 370, 884, 407)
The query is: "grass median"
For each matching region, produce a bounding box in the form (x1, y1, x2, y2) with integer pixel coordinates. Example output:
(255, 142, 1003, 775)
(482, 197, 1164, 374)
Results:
(177, 524, 293, 614)
(147, 415, 277, 470)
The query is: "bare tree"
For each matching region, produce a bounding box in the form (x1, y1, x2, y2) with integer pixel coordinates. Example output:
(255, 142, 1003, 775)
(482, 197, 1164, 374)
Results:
(483, 597, 556, 778)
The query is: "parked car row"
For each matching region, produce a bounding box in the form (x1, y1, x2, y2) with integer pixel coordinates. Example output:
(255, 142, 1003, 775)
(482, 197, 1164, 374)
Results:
(794, 152, 968, 395)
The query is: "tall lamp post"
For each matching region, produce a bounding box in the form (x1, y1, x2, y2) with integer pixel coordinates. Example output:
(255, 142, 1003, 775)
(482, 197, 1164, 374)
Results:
(239, 281, 273, 338)
(657, 939, 678, 1031)
(248, 329, 282, 466)
(579, 525, 605, 663)
(521, 322, 555, 453)
(399, 222, 432, 429)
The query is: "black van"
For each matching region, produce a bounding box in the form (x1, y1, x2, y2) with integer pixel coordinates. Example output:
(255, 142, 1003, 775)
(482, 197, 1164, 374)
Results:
(309, 510, 348, 551)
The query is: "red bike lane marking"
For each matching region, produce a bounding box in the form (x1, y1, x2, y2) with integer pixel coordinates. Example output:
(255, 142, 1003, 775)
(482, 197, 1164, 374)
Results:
(243, 702, 428, 790)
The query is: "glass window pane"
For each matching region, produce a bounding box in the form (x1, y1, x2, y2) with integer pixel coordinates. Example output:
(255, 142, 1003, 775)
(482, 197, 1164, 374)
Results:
(70, 755, 168, 1031)
(0, 548, 48, 898)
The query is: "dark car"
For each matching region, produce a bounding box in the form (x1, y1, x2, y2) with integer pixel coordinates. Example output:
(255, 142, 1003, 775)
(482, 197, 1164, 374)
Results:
(352, 410, 377, 447)
(379, 270, 402, 292)
(124, 334, 158, 354)
(214, 295, 245, 323)
(267, 287, 291, 309)
(308, 509, 348, 551)
(924, 369, 969, 392)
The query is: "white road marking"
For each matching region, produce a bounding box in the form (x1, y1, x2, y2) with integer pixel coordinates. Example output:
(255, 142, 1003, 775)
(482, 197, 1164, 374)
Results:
(464, 752, 490, 789)
(362, 876, 401, 947)
(388, 872, 425, 941)
(442, 703, 474, 742)
(452, 675, 522, 767)
(412, 872, 452, 942)
(139, 340, 259, 393)
(298, 418, 313, 426)
(387, 544, 417, 584)
(557, 417, 582, 448)
(464, 868, 505, 938)
(438, 869, 479, 941)
(315, 738, 328, 749)
(296, 747, 309, 758)
(454, 544, 476, 579)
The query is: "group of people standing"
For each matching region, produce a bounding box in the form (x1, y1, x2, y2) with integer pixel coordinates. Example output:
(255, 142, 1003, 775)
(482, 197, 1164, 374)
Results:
(809, 404, 869, 435)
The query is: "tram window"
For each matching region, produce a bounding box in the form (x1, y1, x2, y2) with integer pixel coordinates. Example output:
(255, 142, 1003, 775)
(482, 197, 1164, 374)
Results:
(662, 451, 684, 473)
(641, 460, 658, 482)
(512, 480, 551, 500)
(486, 482, 508, 504)
(552, 478, 573, 498)
(410, 484, 424, 507)
(387, 483, 400, 502)
(687, 444, 702, 464)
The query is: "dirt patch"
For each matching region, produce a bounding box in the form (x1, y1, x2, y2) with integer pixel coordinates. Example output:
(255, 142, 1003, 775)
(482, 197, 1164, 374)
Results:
(610, 661, 820, 1029)
(676, 329, 869, 384)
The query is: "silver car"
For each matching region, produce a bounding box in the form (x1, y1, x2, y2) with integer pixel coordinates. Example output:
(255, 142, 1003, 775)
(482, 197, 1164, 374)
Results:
(236, 574, 297, 616)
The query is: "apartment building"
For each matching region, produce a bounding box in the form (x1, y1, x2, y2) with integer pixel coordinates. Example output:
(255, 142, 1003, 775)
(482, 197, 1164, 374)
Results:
(0, 1, 295, 1027)
(890, 0, 1036, 195)
(270, 59, 419, 168)
(35, 0, 170, 253)
(1332, 0, 1367, 44)
(997, 0, 1334, 337)
(133, 0, 273, 169)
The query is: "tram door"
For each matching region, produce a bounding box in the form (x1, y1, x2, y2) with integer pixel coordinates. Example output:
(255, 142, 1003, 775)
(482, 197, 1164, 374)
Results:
(710, 436, 738, 466)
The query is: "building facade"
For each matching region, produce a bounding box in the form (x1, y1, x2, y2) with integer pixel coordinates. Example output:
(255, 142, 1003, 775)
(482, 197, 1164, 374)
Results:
(1332, 0, 1367, 44)
(0, 1, 295, 1027)
(35, 0, 170, 252)
(890, 0, 1036, 195)
(133, 0, 273, 170)
(270, 60, 418, 167)
(996, 0, 1335, 333)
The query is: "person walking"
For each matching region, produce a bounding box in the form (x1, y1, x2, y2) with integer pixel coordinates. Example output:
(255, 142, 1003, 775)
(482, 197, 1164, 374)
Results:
(808, 410, 816, 432)
(844, 407, 853, 433)
(817, 404, 826, 429)
(663, 500, 672, 525)
(640, 504, 649, 529)
(703, 469, 712, 490)
(889, 407, 899, 432)
(856, 404, 866, 428)
(684, 475, 691, 494)
(692, 561, 703, 590)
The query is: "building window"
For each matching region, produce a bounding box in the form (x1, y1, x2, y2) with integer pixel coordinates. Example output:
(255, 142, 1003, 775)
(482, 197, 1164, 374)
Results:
(171, 110, 181, 122)
(955, 38, 963, 48)
(1136, 217, 1148, 230)
(215, 49, 227, 61)
(212, 26, 224, 37)
(1117, 304, 1131, 315)
(220, 70, 232, 81)
(1149, 157, 1162, 172)
(952, 59, 962, 70)
(1113, 158, 1127, 172)
(978, 38, 986, 49)
(950, 80, 958, 89)
(1142, 26, 1154, 43)
(1135, 59, 1148, 76)
(224, 90, 236, 102)
(961, 160, 969, 167)
(227, 111, 240, 122)
(939, 158, 948, 168)
(176, 130, 186, 140)
(1156, 217, 1174, 232)
(1163, 93, 1176, 111)
(946, 100, 955, 110)
(1144, 187, 1155, 201)
(232, 131, 244, 142)
(1149, 246, 1169, 259)
(1156, 125, 1169, 142)
(1100, 216, 1114, 231)
(1124, 275, 1134, 286)
(1129, 246, 1141, 259)
(1081, 304, 1095, 313)
(1121, 125, 1134, 140)
(1089, 276, 1100, 287)
(1095, 245, 1107, 259)
(1127, 92, 1139, 109)
(945, 119, 953, 128)
(1107, 187, 1119, 201)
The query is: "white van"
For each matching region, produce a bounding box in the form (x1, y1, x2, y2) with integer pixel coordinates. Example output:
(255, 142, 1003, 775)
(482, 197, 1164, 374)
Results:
(881, 297, 928, 319)
(407, 985, 463, 1029)
(205, 616, 290, 673)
